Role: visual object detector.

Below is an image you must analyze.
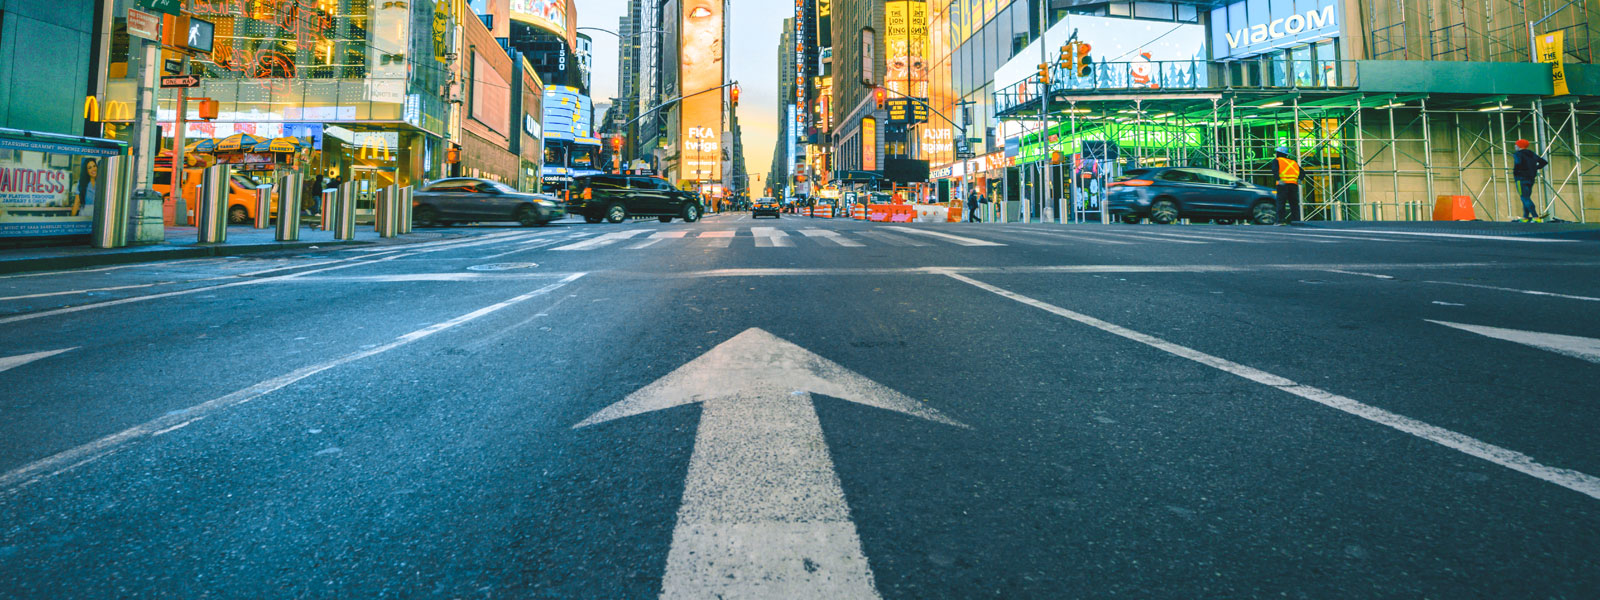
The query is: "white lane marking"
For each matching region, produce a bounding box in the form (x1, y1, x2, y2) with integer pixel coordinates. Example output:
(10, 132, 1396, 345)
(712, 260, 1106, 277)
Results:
(0, 347, 77, 374)
(946, 272, 1600, 501)
(1245, 229, 1415, 243)
(628, 230, 690, 249)
(272, 272, 581, 283)
(478, 239, 566, 259)
(0, 252, 409, 326)
(576, 329, 963, 599)
(1429, 320, 1600, 364)
(853, 231, 931, 247)
(1321, 229, 1580, 243)
(551, 229, 650, 251)
(0, 273, 587, 494)
(1325, 269, 1396, 280)
(1422, 280, 1600, 302)
(1087, 230, 1209, 245)
(1001, 229, 1135, 245)
(1433, 301, 1466, 306)
(1128, 229, 1277, 244)
(0, 260, 209, 280)
(751, 227, 795, 248)
(698, 230, 736, 248)
(800, 229, 865, 247)
(883, 226, 1005, 246)
(0, 282, 169, 302)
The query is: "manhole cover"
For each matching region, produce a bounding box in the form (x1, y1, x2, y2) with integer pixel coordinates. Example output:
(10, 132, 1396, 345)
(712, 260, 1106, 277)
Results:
(467, 262, 540, 271)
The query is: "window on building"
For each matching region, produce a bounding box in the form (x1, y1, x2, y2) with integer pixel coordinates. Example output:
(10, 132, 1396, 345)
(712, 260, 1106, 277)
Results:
(1134, 2, 1173, 20)
(1108, 3, 1131, 17)
(1176, 4, 1198, 22)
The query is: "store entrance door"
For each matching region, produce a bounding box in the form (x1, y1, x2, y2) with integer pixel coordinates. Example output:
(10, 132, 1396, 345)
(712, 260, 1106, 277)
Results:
(349, 166, 397, 223)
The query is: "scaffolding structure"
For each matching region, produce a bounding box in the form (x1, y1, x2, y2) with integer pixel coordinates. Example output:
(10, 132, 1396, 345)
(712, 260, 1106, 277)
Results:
(1004, 92, 1600, 222)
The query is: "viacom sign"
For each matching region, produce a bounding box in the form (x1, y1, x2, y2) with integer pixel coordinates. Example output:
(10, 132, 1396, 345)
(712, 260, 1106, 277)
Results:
(1212, 0, 1342, 59)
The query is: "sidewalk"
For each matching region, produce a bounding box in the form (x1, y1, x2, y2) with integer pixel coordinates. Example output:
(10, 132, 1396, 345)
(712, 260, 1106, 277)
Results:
(0, 225, 461, 275)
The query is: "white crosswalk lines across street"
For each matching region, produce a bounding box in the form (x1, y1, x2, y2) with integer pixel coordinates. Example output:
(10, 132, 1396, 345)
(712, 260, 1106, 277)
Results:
(1000, 229, 1136, 245)
(628, 231, 689, 250)
(854, 230, 931, 246)
(552, 230, 650, 251)
(800, 229, 865, 247)
(752, 227, 794, 247)
(883, 226, 1005, 246)
(698, 230, 736, 248)
(1072, 230, 1208, 245)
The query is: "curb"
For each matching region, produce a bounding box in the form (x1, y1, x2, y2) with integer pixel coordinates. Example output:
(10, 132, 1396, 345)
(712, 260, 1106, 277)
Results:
(0, 239, 374, 275)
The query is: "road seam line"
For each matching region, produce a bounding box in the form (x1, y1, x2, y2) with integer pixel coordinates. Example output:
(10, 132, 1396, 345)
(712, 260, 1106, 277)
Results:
(943, 271, 1600, 501)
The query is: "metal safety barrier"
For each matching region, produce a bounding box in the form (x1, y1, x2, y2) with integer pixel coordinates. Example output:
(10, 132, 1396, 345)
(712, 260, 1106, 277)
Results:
(275, 172, 303, 241)
(254, 185, 272, 229)
(89, 155, 129, 249)
(333, 181, 356, 240)
(197, 164, 231, 243)
(320, 188, 336, 231)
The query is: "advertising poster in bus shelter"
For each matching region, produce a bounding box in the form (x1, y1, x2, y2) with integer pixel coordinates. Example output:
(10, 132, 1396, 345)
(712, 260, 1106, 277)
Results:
(0, 137, 120, 239)
(679, 0, 724, 182)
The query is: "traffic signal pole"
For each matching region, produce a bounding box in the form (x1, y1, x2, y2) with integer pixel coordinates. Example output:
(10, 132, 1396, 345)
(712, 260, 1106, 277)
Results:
(1037, 5, 1050, 223)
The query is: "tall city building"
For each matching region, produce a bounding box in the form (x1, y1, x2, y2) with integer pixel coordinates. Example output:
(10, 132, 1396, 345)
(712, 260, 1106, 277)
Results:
(770, 17, 797, 197)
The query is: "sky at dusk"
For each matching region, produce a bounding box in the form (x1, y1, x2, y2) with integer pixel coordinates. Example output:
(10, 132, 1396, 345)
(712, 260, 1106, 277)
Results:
(580, 1, 787, 187)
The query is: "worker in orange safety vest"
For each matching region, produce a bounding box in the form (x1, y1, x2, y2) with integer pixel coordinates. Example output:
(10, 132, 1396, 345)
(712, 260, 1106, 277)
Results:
(1264, 146, 1301, 225)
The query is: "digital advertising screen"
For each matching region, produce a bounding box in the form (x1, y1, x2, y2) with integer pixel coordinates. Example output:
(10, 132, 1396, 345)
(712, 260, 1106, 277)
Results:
(679, 0, 724, 182)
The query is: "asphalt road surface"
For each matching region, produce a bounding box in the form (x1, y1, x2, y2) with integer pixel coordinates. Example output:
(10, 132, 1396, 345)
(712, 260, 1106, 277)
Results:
(2, 214, 1597, 598)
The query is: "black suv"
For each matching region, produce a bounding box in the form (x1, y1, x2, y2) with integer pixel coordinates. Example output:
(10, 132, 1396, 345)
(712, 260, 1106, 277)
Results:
(569, 174, 704, 223)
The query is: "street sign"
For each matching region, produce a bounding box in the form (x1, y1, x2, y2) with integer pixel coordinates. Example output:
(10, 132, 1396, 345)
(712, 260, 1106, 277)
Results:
(160, 75, 200, 88)
(126, 8, 159, 41)
(163, 59, 183, 75)
(140, 0, 181, 16)
(576, 328, 964, 598)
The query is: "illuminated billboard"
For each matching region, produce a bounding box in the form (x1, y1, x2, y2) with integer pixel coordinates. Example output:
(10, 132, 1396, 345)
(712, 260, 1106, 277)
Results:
(510, 0, 573, 38)
(543, 85, 592, 141)
(885, 1, 928, 99)
(679, 0, 724, 182)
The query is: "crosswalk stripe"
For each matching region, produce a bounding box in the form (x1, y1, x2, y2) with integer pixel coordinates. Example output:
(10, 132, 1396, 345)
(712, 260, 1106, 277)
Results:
(627, 230, 690, 249)
(698, 230, 736, 248)
(1125, 229, 1274, 244)
(1081, 230, 1209, 244)
(551, 229, 650, 251)
(752, 227, 795, 248)
(1015, 230, 1137, 245)
(883, 226, 1005, 246)
(799, 229, 866, 247)
(854, 231, 931, 247)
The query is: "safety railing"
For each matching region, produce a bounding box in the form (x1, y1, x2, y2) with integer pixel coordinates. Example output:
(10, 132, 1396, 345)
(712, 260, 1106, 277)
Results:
(995, 59, 1363, 115)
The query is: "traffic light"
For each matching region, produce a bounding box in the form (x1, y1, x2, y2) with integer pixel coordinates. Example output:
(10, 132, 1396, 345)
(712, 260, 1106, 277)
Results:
(1036, 63, 1050, 85)
(1076, 42, 1094, 77)
(1058, 43, 1075, 72)
(610, 136, 624, 151)
(874, 87, 886, 109)
(729, 84, 740, 107)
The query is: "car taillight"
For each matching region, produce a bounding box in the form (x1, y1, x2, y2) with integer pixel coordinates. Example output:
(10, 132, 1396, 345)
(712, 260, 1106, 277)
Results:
(1111, 180, 1154, 187)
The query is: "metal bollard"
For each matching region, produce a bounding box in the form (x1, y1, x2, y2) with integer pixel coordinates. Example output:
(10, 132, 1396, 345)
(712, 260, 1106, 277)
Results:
(320, 189, 337, 231)
(375, 184, 399, 238)
(275, 172, 303, 241)
(89, 155, 129, 249)
(334, 181, 357, 240)
(254, 185, 272, 229)
(398, 186, 413, 234)
(197, 164, 231, 243)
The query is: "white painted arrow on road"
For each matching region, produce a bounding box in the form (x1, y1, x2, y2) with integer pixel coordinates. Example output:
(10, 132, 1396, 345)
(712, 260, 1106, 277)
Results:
(0, 348, 77, 374)
(576, 328, 965, 599)
(1429, 320, 1600, 364)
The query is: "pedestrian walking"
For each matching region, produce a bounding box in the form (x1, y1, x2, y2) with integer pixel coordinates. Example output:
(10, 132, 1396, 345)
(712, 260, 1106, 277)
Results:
(1265, 146, 1301, 225)
(967, 189, 984, 222)
(1512, 139, 1549, 222)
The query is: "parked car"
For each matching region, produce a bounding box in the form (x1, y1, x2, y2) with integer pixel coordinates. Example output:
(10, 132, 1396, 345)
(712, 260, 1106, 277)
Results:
(568, 174, 703, 223)
(153, 166, 269, 224)
(752, 197, 781, 218)
(411, 178, 565, 227)
(1107, 167, 1280, 225)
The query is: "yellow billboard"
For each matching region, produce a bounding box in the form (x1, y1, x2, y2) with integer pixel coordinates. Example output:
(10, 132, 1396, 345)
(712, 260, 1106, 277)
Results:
(886, 0, 929, 99)
(680, 0, 724, 181)
(1536, 31, 1569, 96)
